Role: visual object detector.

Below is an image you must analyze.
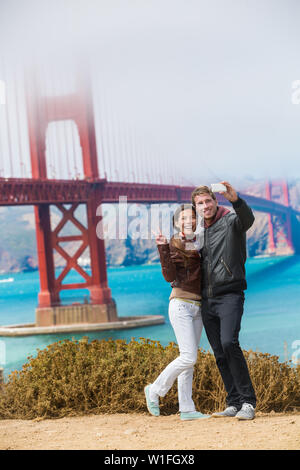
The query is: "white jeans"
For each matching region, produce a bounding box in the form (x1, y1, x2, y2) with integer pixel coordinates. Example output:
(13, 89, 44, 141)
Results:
(151, 298, 203, 412)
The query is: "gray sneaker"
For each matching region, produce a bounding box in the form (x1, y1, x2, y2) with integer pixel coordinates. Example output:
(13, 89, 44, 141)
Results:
(235, 403, 255, 420)
(212, 406, 238, 418)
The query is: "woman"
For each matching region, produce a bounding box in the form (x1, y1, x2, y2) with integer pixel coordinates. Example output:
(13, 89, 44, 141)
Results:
(144, 204, 209, 420)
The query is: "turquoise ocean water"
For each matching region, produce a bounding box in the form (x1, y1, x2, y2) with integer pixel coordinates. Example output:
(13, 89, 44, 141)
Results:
(1, 255, 300, 379)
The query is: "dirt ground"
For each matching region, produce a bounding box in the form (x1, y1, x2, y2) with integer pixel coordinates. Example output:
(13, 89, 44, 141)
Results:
(0, 411, 300, 450)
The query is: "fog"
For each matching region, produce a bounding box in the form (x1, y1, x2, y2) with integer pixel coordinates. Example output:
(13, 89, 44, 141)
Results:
(1, 0, 300, 185)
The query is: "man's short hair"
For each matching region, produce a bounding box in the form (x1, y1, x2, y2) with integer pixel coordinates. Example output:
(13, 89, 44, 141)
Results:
(191, 185, 217, 206)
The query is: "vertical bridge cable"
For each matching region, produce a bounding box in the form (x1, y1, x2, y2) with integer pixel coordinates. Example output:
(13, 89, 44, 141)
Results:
(13, 64, 31, 179)
(0, 57, 5, 177)
(56, 71, 71, 180)
(119, 115, 133, 183)
(111, 108, 120, 182)
(3, 63, 14, 177)
(101, 84, 113, 181)
(129, 123, 140, 184)
(39, 62, 51, 179)
(12, 67, 23, 177)
(92, 74, 107, 180)
(43, 62, 55, 179)
(153, 148, 160, 185)
(122, 123, 131, 182)
(17, 64, 32, 179)
(128, 125, 139, 183)
(71, 119, 80, 179)
(60, 71, 72, 179)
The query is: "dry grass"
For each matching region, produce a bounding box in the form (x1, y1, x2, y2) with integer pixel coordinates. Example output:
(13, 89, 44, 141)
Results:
(0, 337, 299, 419)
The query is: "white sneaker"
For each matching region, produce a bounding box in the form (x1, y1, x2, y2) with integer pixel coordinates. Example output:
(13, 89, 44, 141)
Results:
(235, 403, 255, 420)
(212, 406, 238, 418)
(212, 406, 237, 418)
(180, 411, 210, 421)
(148, 385, 159, 405)
(144, 385, 160, 417)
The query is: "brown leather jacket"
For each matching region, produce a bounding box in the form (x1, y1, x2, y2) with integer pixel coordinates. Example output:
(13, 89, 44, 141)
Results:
(157, 236, 201, 296)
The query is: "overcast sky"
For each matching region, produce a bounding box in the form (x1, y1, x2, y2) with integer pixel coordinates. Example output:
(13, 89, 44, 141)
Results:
(1, 0, 300, 185)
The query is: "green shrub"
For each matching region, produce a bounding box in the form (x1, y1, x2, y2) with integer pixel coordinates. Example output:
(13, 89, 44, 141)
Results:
(0, 337, 299, 419)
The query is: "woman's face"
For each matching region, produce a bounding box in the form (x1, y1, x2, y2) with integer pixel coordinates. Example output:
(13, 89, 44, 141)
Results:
(178, 209, 197, 234)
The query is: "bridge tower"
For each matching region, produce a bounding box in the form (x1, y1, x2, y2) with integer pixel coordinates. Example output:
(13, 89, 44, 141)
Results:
(265, 180, 294, 256)
(25, 69, 118, 327)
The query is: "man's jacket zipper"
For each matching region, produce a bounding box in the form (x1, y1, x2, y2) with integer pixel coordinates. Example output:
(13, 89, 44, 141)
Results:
(220, 257, 233, 277)
(206, 229, 213, 297)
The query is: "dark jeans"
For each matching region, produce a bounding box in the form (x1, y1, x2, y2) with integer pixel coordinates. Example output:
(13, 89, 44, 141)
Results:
(202, 292, 256, 409)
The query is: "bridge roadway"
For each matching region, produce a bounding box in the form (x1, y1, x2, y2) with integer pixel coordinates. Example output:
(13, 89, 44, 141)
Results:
(0, 177, 299, 217)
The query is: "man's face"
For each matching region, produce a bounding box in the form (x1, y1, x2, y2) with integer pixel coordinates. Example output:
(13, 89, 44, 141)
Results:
(194, 193, 218, 222)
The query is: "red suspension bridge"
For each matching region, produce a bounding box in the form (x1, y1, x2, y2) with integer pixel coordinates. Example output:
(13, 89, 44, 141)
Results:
(0, 62, 300, 331)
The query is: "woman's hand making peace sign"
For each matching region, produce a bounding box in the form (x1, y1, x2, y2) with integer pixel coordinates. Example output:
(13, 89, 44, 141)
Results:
(153, 229, 168, 245)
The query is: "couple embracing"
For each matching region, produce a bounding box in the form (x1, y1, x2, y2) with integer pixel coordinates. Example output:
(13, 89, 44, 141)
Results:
(144, 182, 256, 421)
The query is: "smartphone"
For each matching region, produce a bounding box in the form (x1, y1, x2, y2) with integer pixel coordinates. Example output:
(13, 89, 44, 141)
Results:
(211, 183, 226, 193)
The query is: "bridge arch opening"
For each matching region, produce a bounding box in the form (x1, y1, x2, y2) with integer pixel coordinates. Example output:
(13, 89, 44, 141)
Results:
(45, 120, 84, 180)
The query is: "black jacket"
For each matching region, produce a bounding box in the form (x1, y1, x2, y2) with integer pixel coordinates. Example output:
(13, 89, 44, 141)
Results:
(201, 197, 255, 298)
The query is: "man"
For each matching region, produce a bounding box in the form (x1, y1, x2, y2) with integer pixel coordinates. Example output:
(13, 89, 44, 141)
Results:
(192, 181, 256, 420)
